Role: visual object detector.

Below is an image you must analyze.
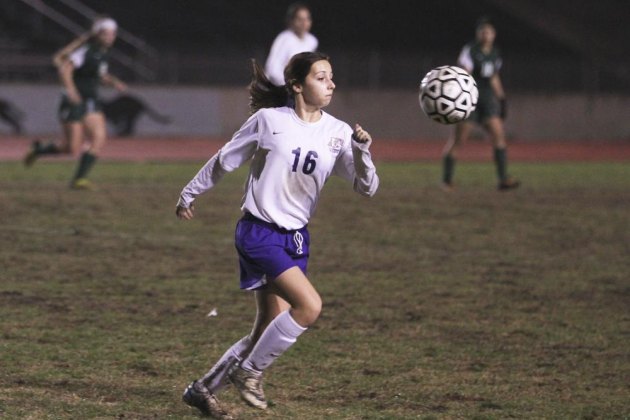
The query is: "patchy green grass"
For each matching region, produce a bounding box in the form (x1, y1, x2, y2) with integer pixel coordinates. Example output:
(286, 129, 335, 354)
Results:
(0, 161, 628, 419)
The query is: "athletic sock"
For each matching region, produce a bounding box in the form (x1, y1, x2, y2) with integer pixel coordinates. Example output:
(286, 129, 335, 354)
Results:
(73, 152, 97, 180)
(239, 310, 307, 373)
(201, 335, 253, 394)
(443, 155, 455, 184)
(36, 141, 60, 155)
(493, 147, 508, 182)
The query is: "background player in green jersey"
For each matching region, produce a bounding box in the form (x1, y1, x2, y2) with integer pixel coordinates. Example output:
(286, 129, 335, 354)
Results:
(24, 17, 127, 190)
(442, 18, 520, 191)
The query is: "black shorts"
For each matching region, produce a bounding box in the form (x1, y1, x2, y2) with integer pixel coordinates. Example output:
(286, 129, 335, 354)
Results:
(468, 91, 500, 124)
(58, 95, 102, 123)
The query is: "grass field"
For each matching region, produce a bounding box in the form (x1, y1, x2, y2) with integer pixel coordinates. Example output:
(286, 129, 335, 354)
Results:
(0, 160, 628, 419)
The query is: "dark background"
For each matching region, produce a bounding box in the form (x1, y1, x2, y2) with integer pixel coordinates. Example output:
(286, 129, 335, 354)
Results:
(80, 0, 626, 56)
(1, 0, 629, 91)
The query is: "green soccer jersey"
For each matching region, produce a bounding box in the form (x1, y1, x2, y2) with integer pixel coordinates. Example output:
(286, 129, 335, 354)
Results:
(68, 42, 109, 99)
(457, 42, 501, 93)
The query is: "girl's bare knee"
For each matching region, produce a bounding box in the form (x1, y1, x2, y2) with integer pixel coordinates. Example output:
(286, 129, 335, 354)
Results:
(296, 296, 322, 327)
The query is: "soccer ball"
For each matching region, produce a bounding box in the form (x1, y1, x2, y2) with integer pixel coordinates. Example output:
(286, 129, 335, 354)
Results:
(419, 65, 478, 124)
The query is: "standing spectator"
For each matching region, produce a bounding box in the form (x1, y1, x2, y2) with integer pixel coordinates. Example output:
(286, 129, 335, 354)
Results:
(265, 3, 318, 86)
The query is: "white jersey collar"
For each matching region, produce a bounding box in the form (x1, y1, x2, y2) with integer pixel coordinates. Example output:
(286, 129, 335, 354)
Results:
(288, 106, 328, 127)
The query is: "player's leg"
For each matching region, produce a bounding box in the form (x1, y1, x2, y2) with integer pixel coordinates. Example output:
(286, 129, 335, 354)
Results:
(241, 266, 322, 360)
(24, 122, 82, 166)
(183, 289, 288, 418)
(442, 121, 472, 189)
(70, 110, 106, 189)
(230, 267, 320, 409)
(62, 122, 84, 155)
(484, 116, 520, 190)
(24, 98, 83, 166)
(83, 110, 107, 155)
(199, 290, 288, 393)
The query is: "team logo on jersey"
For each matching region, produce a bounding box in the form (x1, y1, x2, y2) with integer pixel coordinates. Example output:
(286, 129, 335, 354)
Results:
(328, 137, 344, 154)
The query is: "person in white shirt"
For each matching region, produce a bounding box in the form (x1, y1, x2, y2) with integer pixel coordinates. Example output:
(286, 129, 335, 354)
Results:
(264, 3, 318, 86)
(178, 51, 379, 418)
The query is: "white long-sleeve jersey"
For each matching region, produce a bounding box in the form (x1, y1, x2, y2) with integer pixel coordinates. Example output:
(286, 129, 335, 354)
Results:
(264, 30, 318, 86)
(178, 107, 379, 230)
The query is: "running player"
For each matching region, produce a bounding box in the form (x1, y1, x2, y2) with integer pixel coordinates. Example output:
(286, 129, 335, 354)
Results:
(442, 18, 520, 191)
(178, 51, 379, 418)
(24, 17, 127, 190)
(264, 3, 318, 86)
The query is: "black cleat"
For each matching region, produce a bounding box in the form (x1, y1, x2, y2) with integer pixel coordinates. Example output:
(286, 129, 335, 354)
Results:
(440, 181, 456, 193)
(182, 380, 233, 419)
(23, 140, 41, 167)
(498, 177, 521, 191)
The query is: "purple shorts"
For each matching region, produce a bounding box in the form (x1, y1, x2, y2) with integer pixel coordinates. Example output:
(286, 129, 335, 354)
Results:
(235, 213, 310, 290)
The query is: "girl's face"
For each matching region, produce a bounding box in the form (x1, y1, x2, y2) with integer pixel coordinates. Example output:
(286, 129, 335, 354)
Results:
(290, 8, 312, 38)
(96, 29, 117, 48)
(294, 60, 335, 109)
(476, 24, 496, 46)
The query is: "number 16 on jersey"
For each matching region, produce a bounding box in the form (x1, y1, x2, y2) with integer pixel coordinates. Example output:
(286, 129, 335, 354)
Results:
(291, 147, 318, 175)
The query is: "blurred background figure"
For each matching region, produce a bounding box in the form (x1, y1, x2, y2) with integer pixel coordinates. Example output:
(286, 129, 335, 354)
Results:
(442, 17, 520, 191)
(264, 2, 318, 86)
(23, 16, 127, 190)
(0, 97, 25, 135)
(103, 94, 172, 137)
(1, 1, 627, 141)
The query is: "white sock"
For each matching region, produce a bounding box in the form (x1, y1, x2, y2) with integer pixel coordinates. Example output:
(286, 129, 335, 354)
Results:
(240, 310, 307, 373)
(201, 335, 252, 393)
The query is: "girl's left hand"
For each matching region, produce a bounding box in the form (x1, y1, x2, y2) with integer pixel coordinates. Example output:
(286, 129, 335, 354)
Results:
(352, 123, 372, 144)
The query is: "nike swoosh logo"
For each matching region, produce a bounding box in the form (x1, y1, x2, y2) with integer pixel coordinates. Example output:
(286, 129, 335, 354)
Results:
(273, 131, 282, 135)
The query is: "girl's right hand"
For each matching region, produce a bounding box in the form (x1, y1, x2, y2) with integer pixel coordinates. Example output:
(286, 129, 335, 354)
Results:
(176, 204, 195, 220)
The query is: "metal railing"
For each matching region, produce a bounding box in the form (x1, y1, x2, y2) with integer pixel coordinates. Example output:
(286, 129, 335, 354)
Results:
(16, 0, 158, 82)
(55, 0, 159, 61)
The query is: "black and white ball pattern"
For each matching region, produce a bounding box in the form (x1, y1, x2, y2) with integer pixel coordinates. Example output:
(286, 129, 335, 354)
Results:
(419, 65, 478, 124)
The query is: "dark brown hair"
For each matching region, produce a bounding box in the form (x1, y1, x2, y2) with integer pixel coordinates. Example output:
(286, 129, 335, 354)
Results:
(285, 2, 311, 27)
(475, 16, 494, 31)
(249, 51, 331, 114)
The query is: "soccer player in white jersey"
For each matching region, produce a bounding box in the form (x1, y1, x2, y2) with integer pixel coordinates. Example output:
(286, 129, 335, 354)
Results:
(178, 51, 379, 418)
(264, 3, 318, 86)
